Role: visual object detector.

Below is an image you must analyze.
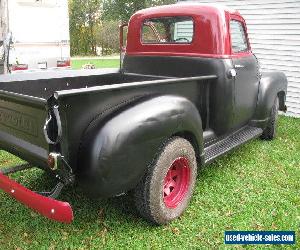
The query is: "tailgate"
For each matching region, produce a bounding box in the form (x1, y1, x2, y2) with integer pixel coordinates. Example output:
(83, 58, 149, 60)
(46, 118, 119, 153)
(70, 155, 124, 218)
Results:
(0, 91, 49, 167)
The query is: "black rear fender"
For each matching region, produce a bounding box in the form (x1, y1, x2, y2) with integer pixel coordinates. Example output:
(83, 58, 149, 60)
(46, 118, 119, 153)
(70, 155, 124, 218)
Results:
(78, 95, 203, 197)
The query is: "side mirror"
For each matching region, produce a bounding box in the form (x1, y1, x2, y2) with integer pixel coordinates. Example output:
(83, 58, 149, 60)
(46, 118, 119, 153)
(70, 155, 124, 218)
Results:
(119, 23, 128, 69)
(119, 23, 128, 52)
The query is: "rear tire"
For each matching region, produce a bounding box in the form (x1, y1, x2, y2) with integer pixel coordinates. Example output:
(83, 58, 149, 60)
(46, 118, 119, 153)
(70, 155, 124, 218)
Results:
(261, 97, 279, 140)
(133, 137, 197, 225)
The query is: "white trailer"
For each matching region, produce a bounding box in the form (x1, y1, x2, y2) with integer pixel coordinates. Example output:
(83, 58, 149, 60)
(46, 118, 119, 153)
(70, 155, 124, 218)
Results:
(0, 0, 70, 74)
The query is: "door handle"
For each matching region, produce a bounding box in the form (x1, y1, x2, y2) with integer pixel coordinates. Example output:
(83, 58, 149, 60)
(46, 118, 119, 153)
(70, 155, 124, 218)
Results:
(234, 64, 245, 69)
(227, 68, 237, 79)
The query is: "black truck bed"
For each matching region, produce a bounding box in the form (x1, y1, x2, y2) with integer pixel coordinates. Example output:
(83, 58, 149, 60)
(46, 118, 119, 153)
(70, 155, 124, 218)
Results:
(0, 69, 163, 99)
(0, 69, 216, 171)
(0, 69, 167, 168)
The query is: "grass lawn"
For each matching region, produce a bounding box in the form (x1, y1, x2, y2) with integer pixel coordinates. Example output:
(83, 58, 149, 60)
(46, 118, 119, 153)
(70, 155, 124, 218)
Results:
(0, 116, 299, 249)
(71, 59, 120, 69)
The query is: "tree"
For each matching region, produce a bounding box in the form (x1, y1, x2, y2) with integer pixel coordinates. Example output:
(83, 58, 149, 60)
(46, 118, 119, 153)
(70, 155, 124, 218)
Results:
(102, 0, 176, 22)
(97, 20, 120, 55)
(68, 0, 177, 56)
(69, 0, 102, 56)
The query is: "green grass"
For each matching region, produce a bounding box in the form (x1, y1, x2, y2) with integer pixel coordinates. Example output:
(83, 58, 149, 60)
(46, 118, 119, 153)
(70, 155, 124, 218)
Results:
(71, 59, 120, 69)
(0, 116, 299, 249)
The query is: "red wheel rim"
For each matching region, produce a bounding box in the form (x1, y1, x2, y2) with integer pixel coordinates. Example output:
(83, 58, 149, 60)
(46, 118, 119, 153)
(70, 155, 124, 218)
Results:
(163, 157, 191, 208)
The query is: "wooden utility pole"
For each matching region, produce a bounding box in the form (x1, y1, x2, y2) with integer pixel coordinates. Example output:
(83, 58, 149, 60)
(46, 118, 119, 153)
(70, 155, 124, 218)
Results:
(0, 0, 9, 74)
(0, 0, 8, 40)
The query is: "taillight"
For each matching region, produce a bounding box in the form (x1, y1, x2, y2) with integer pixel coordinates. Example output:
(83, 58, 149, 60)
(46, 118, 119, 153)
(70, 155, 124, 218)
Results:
(11, 64, 28, 71)
(57, 59, 71, 68)
(47, 153, 61, 171)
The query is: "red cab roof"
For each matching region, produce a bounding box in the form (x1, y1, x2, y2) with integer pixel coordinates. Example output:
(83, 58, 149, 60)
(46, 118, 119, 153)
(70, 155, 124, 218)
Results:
(134, 3, 240, 17)
(126, 3, 246, 58)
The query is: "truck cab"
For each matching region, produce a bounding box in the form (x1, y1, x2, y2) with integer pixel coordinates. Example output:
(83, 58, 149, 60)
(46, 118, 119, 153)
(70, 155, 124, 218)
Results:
(122, 4, 283, 137)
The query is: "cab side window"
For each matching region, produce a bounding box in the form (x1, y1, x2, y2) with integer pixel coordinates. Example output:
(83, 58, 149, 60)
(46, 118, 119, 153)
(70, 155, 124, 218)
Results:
(230, 20, 249, 53)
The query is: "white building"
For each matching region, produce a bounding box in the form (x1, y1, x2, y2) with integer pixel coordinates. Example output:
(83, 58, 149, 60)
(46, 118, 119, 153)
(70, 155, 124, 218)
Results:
(178, 0, 300, 117)
(0, 0, 70, 74)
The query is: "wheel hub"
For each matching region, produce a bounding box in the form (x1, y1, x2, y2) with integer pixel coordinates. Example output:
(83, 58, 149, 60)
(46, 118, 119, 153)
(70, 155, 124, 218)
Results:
(163, 157, 191, 208)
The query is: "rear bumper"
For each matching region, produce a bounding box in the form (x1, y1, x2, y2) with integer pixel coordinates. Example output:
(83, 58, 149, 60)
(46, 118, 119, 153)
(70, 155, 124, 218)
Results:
(0, 171, 73, 223)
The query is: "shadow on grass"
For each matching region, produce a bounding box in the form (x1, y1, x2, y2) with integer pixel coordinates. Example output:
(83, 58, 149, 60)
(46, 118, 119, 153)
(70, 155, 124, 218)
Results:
(2, 141, 251, 231)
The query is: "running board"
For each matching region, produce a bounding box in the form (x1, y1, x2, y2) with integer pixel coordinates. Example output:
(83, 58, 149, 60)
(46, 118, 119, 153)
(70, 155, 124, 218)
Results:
(204, 126, 263, 164)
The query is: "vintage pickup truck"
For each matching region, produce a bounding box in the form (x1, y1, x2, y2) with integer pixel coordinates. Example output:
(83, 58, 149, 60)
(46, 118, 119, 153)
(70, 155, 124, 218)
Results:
(0, 4, 287, 225)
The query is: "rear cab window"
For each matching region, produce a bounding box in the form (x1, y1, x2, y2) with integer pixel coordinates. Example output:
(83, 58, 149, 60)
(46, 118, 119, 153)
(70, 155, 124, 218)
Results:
(230, 20, 249, 53)
(142, 16, 194, 44)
